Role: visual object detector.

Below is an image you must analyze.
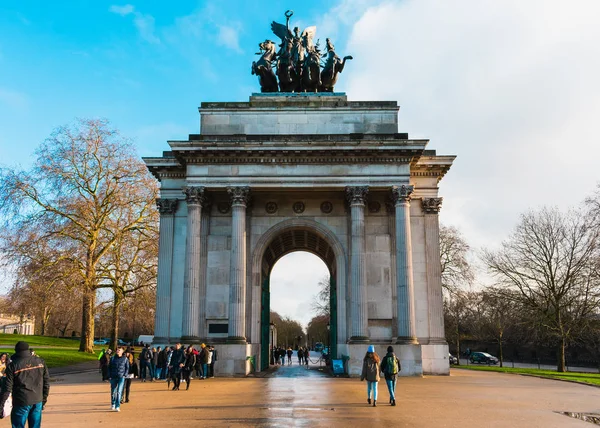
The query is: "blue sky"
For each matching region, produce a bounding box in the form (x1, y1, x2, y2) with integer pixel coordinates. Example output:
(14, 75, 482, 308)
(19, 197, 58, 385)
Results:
(0, 1, 362, 165)
(2, 1, 600, 325)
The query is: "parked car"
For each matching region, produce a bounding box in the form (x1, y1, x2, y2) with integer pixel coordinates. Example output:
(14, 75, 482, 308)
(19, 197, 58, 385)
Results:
(117, 339, 130, 346)
(448, 353, 458, 365)
(315, 342, 324, 352)
(469, 352, 499, 365)
(93, 339, 108, 345)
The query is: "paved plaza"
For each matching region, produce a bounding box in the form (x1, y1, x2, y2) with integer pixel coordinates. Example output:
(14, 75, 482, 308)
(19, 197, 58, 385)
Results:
(42, 365, 600, 427)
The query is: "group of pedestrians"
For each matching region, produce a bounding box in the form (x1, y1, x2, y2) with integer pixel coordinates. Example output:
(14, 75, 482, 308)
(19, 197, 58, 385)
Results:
(104, 342, 218, 411)
(360, 345, 401, 407)
(272, 347, 293, 365)
(297, 347, 310, 365)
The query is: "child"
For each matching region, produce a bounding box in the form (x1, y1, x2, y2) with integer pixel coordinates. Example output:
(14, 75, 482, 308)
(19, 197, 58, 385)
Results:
(360, 345, 380, 407)
(380, 346, 401, 406)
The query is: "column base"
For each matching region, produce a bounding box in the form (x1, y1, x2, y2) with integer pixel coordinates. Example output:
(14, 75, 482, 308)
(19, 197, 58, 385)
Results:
(348, 336, 370, 344)
(421, 343, 449, 375)
(180, 336, 202, 344)
(227, 336, 247, 344)
(396, 336, 419, 345)
(427, 338, 448, 345)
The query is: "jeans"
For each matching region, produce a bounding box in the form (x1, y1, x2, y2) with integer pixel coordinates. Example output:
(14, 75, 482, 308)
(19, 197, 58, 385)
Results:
(367, 381, 378, 401)
(201, 364, 208, 378)
(385, 378, 396, 400)
(149, 362, 155, 379)
(110, 377, 125, 409)
(11, 402, 42, 428)
(140, 361, 148, 380)
(154, 367, 163, 379)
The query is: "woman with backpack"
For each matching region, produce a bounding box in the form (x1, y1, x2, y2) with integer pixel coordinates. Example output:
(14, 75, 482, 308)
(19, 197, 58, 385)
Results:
(380, 346, 401, 406)
(360, 345, 380, 407)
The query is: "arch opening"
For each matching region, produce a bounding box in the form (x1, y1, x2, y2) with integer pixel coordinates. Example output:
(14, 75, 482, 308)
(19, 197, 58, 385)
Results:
(256, 224, 343, 372)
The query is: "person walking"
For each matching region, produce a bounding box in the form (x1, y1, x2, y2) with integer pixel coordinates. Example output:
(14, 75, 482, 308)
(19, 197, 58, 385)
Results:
(182, 347, 196, 390)
(304, 348, 310, 366)
(209, 345, 217, 377)
(108, 347, 129, 412)
(155, 347, 165, 380)
(198, 344, 209, 379)
(360, 345, 381, 407)
(121, 349, 138, 404)
(99, 349, 111, 382)
(169, 343, 185, 391)
(151, 347, 158, 381)
(138, 344, 152, 382)
(297, 348, 304, 365)
(286, 348, 292, 365)
(380, 346, 401, 406)
(0, 341, 49, 427)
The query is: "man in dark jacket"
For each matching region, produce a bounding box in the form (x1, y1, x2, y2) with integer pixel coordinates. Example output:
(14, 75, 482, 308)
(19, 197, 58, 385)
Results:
(108, 347, 129, 412)
(168, 343, 185, 391)
(0, 341, 49, 428)
(380, 345, 401, 406)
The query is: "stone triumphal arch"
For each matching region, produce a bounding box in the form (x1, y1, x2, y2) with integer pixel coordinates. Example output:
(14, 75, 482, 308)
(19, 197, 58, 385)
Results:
(144, 93, 455, 376)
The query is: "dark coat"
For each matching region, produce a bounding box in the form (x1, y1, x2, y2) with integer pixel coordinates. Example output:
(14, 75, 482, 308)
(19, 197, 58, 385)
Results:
(361, 356, 380, 382)
(184, 353, 196, 371)
(199, 348, 209, 364)
(170, 348, 185, 374)
(157, 349, 167, 368)
(109, 354, 130, 379)
(380, 352, 401, 381)
(0, 351, 49, 408)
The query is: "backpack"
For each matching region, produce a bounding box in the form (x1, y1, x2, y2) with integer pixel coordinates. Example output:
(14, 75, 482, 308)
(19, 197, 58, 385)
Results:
(384, 355, 399, 375)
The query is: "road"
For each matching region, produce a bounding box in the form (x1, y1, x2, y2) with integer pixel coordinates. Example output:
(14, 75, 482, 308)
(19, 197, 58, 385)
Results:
(458, 358, 600, 373)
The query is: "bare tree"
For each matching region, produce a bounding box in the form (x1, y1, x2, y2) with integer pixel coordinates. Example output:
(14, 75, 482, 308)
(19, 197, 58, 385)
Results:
(0, 119, 158, 352)
(482, 207, 600, 372)
(311, 276, 330, 317)
(440, 225, 474, 293)
(444, 290, 478, 364)
(270, 311, 304, 348)
(97, 186, 158, 351)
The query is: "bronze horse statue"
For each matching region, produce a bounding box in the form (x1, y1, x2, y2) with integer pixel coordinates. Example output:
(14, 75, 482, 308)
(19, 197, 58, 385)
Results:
(320, 39, 352, 92)
(302, 49, 321, 92)
(251, 40, 279, 93)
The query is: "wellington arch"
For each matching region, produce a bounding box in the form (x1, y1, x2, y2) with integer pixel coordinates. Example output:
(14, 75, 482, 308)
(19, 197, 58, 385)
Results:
(143, 92, 455, 376)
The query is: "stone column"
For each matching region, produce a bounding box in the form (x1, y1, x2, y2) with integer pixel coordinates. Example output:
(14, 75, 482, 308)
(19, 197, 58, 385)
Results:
(198, 204, 211, 339)
(393, 185, 418, 344)
(422, 197, 446, 343)
(346, 186, 369, 342)
(154, 198, 178, 342)
(181, 186, 207, 342)
(227, 186, 251, 343)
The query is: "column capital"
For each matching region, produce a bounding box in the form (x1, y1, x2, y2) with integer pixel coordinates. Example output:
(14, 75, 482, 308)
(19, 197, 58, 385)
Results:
(227, 186, 251, 207)
(391, 185, 414, 204)
(422, 197, 443, 214)
(345, 186, 369, 206)
(156, 198, 178, 215)
(183, 186, 207, 206)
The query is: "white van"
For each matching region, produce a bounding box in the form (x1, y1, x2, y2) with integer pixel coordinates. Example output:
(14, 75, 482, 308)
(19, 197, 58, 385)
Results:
(136, 335, 154, 345)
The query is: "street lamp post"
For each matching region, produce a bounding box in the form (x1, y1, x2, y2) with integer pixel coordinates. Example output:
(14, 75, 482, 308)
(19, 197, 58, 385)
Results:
(326, 323, 330, 365)
(270, 322, 275, 365)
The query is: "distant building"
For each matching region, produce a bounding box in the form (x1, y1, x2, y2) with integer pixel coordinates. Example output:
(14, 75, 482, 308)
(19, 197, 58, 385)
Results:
(0, 314, 35, 335)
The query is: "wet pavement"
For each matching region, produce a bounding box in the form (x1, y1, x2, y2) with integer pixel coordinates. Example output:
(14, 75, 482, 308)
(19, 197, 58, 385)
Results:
(42, 367, 600, 427)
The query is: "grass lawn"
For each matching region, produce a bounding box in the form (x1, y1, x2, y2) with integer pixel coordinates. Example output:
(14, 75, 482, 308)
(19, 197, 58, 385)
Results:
(0, 334, 80, 348)
(455, 365, 600, 387)
(0, 334, 103, 368)
(34, 348, 99, 369)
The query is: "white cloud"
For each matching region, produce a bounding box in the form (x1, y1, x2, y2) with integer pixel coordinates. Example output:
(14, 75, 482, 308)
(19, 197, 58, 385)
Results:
(341, 0, 600, 250)
(133, 12, 160, 44)
(217, 24, 242, 53)
(110, 4, 160, 44)
(270, 252, 329, 328)
(109, 4, 134, 16)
